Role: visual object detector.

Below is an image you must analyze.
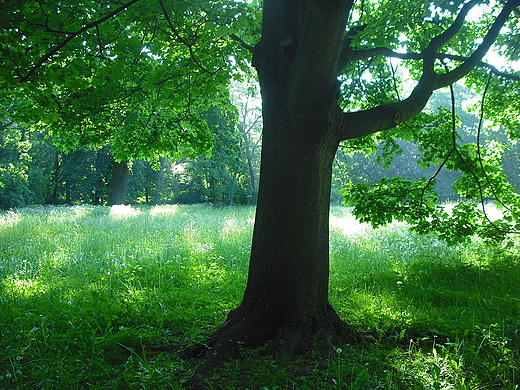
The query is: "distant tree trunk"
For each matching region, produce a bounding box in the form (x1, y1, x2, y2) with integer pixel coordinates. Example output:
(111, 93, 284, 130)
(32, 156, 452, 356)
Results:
(93, 146, 111, 205)
(245, 146, 258, 205)
(152, 157, 168, 205)
(238, 108, 260, 205)
(108, 160, 129, 205)
(47, 151, 62, 204)
(65, 182, 72, 204)
(92, 189, 102, 205)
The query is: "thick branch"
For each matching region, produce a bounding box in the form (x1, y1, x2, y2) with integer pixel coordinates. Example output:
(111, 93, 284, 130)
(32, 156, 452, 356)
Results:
(435, 0, 520, 88)
(20, 0, 141, 82)
(421, 0, 480, 77)
(230, 34, 254, 53)
(334, 0, 519, 140)
(350, 48, 520, 82)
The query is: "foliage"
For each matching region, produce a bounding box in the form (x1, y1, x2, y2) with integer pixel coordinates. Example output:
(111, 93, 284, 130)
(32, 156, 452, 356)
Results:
(0, 205, 518, 388)
(175, 106, 251, 205)
(231, 80, 262, 204)
(0, 121, 116, 209)
(322, 0, 520, 245)
(0, 104, 256, 208)
(0, 0, 258, 161)
(342, 80, 520, 244)
(0, 120, 31, 208)
(342, 177, 440, 227)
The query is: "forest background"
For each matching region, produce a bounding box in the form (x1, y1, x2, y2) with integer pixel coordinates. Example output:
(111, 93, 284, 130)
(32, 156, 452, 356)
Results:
(3, 83, 520, 209)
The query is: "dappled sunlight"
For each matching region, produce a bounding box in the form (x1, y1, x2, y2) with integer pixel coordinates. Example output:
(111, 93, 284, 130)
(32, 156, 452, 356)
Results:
(181, 223, 215, 257)
(120, 285, 152, 306)
(442, 201, 503, 221)
(46, 244, 73, 269)
(188, 261, 228, 286)
(221, 217, 239, 236)
(334, 287, 414, 325)
(220, 216, 252, 241)
(329, 212, 369, 236)
(150, 204, 179, 216)
(0, 210, 20, 227)
(45, 205, 99, 223)
(69, 205, 94, 218)
(109, 205, 141, 219)
(1, 276, 46, 298)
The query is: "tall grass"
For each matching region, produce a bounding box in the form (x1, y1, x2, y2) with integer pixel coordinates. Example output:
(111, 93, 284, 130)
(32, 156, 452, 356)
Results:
(0, 204, 518, 389)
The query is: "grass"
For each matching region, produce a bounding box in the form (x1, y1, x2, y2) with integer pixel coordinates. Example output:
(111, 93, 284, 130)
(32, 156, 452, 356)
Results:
(0, 204, 519, 389)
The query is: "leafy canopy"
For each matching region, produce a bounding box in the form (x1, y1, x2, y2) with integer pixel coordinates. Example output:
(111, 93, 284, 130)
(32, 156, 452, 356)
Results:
(335, 0, 520, 245)
(0, 0, 259, 160)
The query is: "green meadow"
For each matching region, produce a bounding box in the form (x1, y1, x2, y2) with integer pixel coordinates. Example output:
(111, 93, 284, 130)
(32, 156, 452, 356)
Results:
(0, 204, 518, 389)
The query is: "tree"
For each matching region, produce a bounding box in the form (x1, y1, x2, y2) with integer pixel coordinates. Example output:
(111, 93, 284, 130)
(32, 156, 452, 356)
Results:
(0, 117, 32, 208)
(232, 80, 262, 204)
(175, 106, 251, 205)
(2, 0, 520, 366)
(201, 0, 520, 362)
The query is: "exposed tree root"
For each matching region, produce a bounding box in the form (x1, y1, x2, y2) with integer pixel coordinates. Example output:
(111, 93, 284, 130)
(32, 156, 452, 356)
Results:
(182, 303, 364, 389)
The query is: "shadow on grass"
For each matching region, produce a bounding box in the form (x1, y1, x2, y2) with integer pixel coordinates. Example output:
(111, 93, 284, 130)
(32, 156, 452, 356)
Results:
(330, 226, 520, 389)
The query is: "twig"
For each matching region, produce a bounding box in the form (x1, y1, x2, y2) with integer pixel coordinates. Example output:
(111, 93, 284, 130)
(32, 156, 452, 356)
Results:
(158, 0, 218, 75)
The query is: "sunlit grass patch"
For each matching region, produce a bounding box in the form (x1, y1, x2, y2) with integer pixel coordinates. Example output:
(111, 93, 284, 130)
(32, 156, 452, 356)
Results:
(1, 276, 47, 300)
(149, 204, 180, 216)
(109, 204, 142, 218)
(0, 210, 20, 227)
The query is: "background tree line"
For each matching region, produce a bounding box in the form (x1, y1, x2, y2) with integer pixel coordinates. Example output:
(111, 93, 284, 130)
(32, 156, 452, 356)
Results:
(3, 83, 520, 209)
(0, 102, 261, 208)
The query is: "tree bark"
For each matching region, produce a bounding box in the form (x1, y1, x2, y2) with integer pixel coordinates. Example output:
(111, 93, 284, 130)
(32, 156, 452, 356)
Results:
(221, 106, 355, 353)
(193, 64, 360, 363)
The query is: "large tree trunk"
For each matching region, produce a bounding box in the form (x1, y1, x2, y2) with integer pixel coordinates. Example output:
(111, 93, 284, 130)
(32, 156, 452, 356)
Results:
(193, 92, 359, 364)
(187, 0, 360, 365)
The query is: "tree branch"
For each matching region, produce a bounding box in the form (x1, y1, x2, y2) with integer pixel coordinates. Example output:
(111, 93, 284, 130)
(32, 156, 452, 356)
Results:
(230, 34, 254, 53)
(333, 0, 519, 141)
(349, 47, 520, 82)
(158, 0, 220, 75)
(435, 0, 520, 88)
(421, 0, 480, 78)
(337, 25, 366, 72)
(20, 0, 141, 82)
